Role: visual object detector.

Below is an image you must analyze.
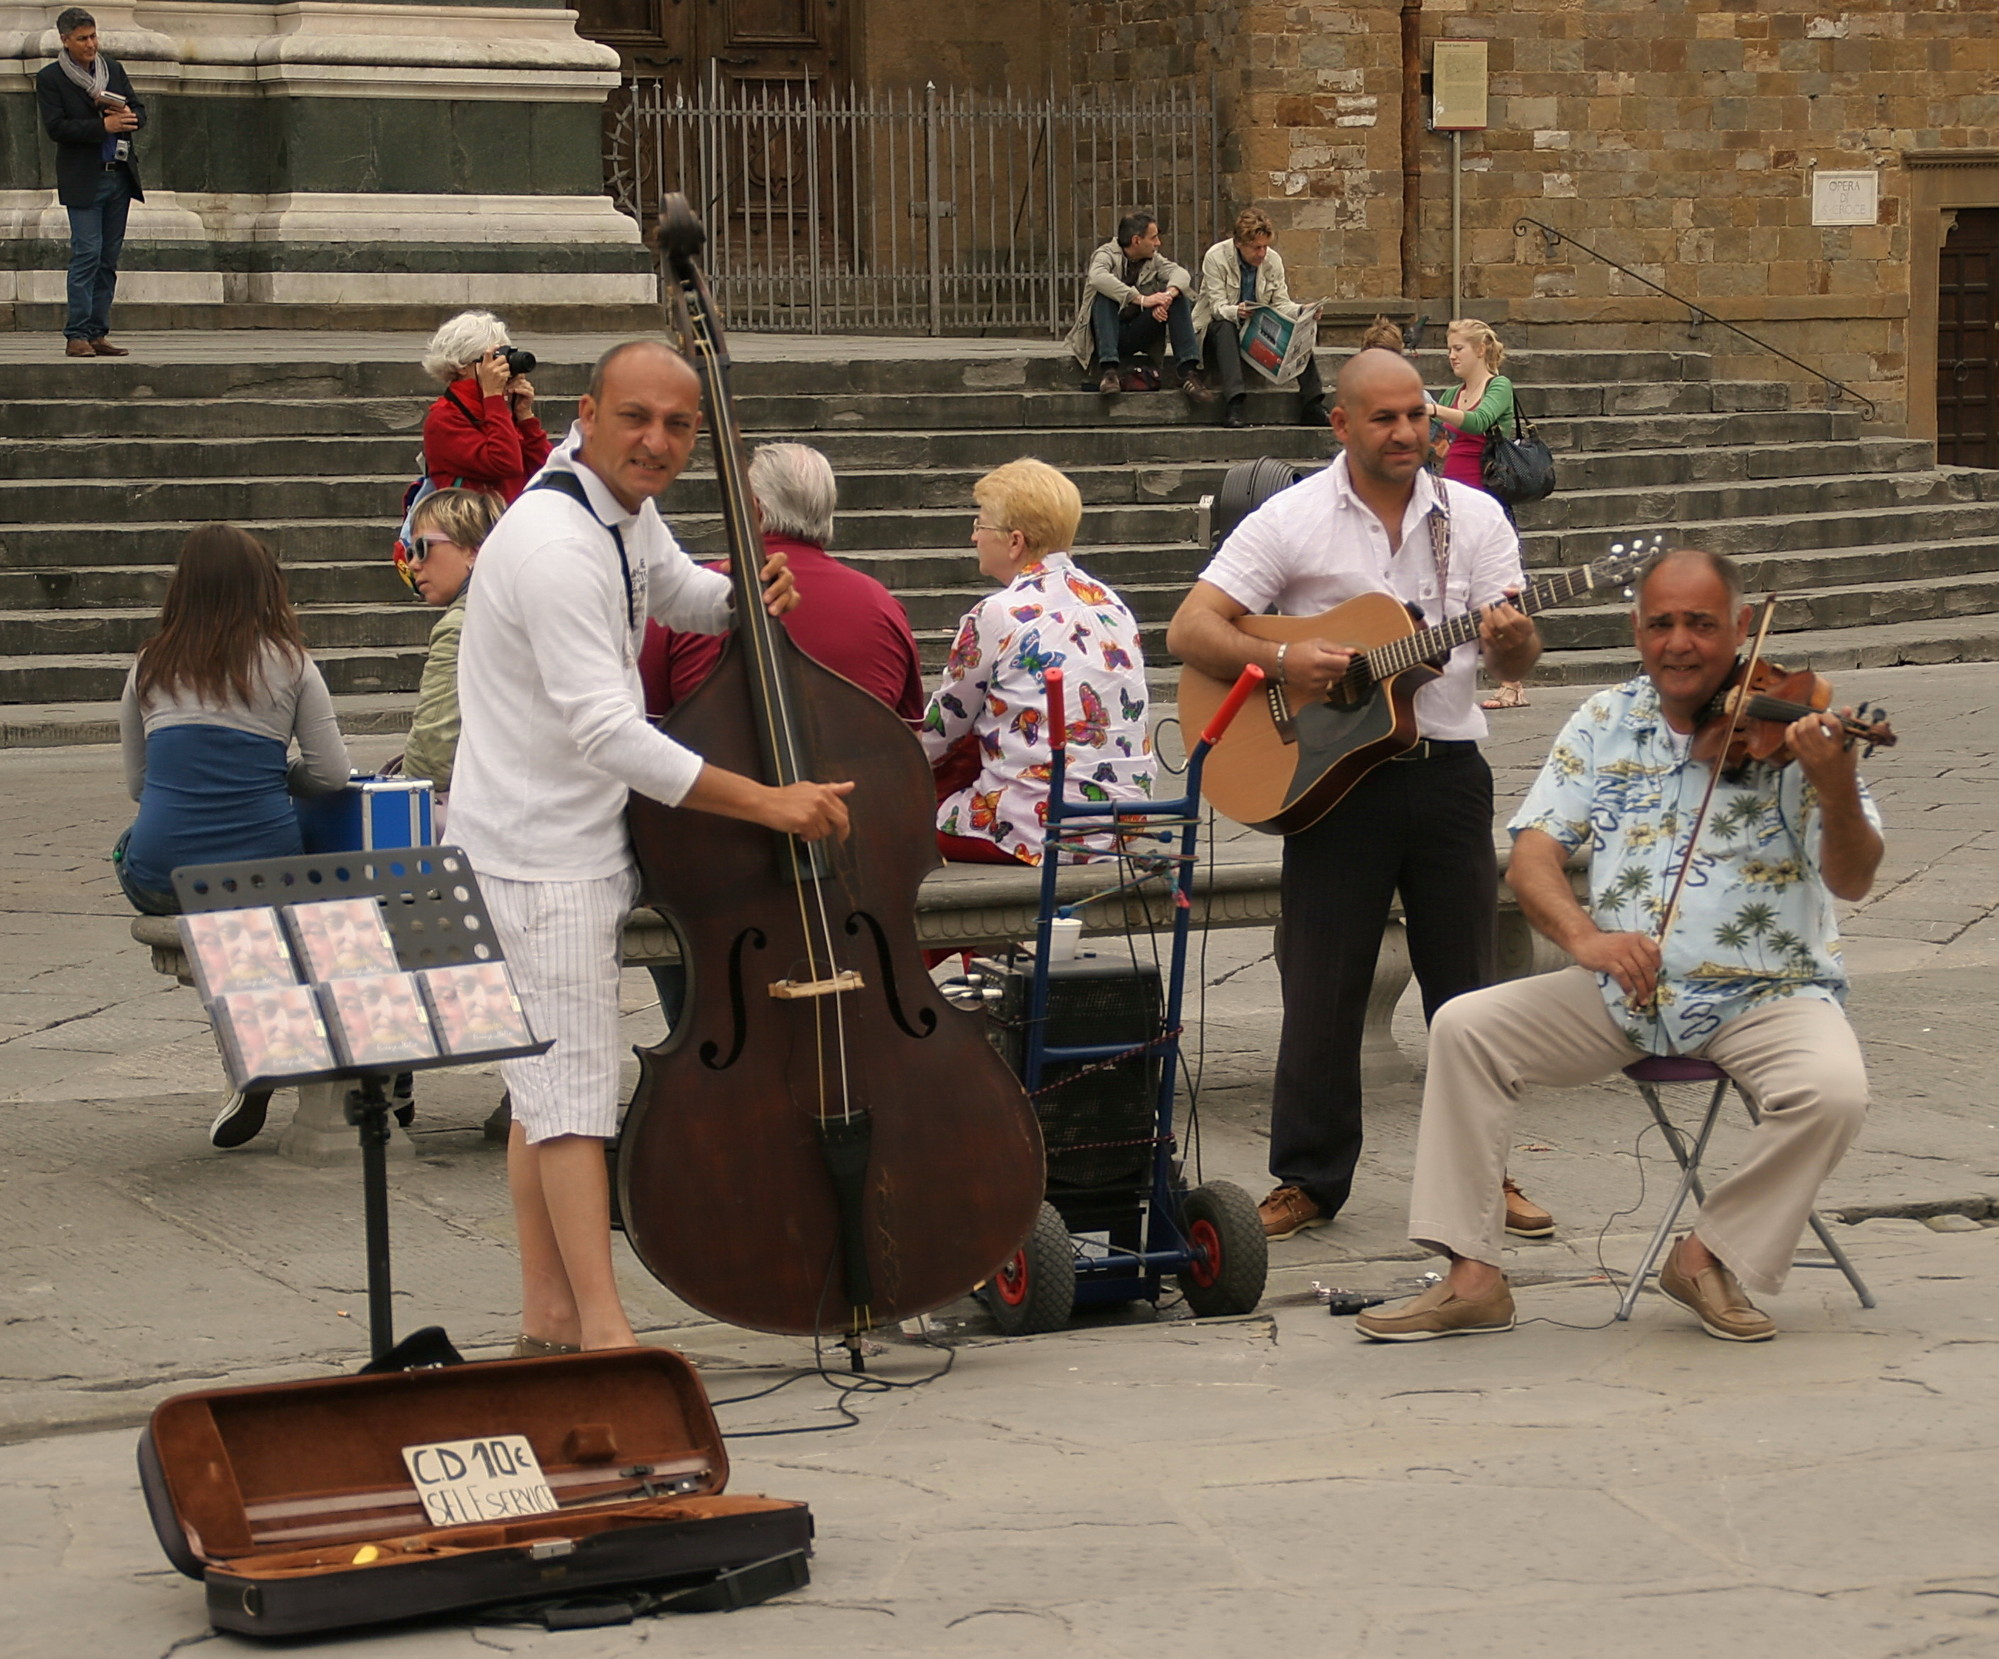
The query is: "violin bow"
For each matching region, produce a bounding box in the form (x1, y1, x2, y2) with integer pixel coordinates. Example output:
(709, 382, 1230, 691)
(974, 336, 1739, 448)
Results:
(1642, 593, 1779, 1013)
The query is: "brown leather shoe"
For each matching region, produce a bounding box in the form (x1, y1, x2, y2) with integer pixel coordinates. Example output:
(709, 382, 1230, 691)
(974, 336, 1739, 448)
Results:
(1658, 1236, 1775, 1342)
(65, 338, 94, 358)
(1356, 1274, 1515, 1342)
(90, 337, 130, 357)
(1257, 1183, 1325, 1240)
(1503, 1176, 1555, 1238)
(1097, 366, 1122, 397)
(1179, 367, 1217, 405)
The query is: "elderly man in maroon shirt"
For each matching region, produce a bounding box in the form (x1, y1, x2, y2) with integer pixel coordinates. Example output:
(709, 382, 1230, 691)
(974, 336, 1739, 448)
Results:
(641, 442, 923, 722)
(638, 441, 924, 1023)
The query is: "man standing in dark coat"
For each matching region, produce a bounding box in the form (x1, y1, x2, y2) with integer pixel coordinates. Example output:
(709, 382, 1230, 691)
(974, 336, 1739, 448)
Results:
(36, 8, 145, 358)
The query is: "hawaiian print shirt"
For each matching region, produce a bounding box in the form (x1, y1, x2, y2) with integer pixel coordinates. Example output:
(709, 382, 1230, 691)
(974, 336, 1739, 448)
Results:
(919, 550, 1152, 865)
(1511, 674, 1883, 1055)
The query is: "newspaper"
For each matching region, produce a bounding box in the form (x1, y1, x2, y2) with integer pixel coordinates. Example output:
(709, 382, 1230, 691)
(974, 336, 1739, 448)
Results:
(1238, 301, 1323, 387)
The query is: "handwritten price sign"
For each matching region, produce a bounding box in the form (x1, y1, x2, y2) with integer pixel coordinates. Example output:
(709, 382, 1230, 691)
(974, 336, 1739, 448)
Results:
(399, 1434, 559, 1527)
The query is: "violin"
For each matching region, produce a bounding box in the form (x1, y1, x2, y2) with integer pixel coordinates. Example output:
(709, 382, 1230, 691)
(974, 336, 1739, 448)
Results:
(1691, 658, 1897, 775)
(613, 196, 1046, 1339)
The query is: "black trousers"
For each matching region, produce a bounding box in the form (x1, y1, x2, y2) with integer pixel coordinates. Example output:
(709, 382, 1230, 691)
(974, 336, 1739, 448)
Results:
(1269, 744, 1498, 1218)
(1203, 316, 1326, 412)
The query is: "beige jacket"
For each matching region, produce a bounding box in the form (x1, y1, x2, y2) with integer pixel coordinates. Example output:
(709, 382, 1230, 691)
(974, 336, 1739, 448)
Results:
(1191, 238, 1304, 336)
(1062, 238, 1195, 367)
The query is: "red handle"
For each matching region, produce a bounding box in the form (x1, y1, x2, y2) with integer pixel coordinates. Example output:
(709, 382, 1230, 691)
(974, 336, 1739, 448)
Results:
(1201, 663, 1265, 747)
(1045, 669, 1067, 753)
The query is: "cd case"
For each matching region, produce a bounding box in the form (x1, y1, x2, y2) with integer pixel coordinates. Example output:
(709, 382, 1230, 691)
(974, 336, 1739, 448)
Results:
(318, 973, 440, 1069)
(179, 908, 300, 1002)
(416, 963, 534, 1056)
(209, 984, 337, 1089)
(284, 898, 400, 983)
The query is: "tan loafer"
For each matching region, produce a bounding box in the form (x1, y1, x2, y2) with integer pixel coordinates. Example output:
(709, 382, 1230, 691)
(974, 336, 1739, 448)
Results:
(1658, 1237, 1775, 1342)
(1257, 1183, 1326, 1240)
(1356, 1274, 1515, 1342)
(65, 338, 94, 358)
(90, 337, 130, 357)
(1503, 1176, 1555, 1237)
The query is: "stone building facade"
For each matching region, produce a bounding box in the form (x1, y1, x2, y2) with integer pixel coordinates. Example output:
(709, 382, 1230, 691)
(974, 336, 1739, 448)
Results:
(1067, 0, 1999, 440)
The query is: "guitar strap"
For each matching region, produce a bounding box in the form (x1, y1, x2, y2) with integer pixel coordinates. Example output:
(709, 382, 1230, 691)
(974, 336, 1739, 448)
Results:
(1425, 487, 1452, 618)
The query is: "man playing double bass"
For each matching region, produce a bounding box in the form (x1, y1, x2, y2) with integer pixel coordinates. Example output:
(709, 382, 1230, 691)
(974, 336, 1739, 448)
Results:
(450, 339, 852, 1354)
(1357, 548, 1882, 1344)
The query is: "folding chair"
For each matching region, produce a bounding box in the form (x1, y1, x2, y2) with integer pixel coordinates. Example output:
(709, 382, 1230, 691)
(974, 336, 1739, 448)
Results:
(1615, 1054, 1876, 1321)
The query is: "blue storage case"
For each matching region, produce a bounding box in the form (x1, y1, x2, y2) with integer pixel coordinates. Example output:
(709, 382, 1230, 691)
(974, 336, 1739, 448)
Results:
(295, 775, 434, 854)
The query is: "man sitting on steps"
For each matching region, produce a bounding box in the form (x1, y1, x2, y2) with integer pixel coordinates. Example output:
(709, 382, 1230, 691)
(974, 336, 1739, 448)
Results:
(1064, 211, 1215, 408)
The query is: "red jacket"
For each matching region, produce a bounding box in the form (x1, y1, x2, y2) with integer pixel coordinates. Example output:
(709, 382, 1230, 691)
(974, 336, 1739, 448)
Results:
(422, 378, 552, 504)
(640, 536, 925, 724)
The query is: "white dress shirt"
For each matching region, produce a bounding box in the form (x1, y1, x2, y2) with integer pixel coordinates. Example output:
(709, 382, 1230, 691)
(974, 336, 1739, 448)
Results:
(449, 435, 734, 882)
(1198, 455, 1525, 742)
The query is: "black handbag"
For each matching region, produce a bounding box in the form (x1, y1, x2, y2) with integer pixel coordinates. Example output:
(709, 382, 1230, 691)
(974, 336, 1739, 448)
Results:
(1481, 393, 1557, 505)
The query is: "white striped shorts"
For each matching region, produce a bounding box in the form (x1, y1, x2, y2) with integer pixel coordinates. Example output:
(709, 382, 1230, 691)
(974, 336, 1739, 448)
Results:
(482, 866, 640, 1144)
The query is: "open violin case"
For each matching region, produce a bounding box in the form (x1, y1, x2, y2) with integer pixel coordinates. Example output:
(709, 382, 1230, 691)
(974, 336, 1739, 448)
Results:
(136, 1347, 813, 1637)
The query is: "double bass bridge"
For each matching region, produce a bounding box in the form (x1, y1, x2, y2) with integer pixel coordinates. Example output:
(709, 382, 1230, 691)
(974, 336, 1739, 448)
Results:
(768, 970, 866, 1001)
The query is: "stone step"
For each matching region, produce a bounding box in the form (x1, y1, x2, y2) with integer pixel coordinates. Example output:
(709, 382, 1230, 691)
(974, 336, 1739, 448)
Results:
(0, 646, 424, 705)
(0, 345, 1718, 403)
(1521, 491, 1999, 567)
(0, 560, 414, 612)
(4, 395, 1840, 458)
(1527, 613, 1999, 687)
(0, 602, 439, 660)
(1537, 568, 1999, 652)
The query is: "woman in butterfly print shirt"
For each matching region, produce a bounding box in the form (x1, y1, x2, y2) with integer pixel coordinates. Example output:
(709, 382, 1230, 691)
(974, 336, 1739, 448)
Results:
(918, 459, 1153, 865)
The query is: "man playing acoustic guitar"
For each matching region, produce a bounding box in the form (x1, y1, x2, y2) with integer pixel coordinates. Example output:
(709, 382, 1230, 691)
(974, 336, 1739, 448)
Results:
(1167, 349, 1545, 1242)
(1356, 548, 1882, 1343)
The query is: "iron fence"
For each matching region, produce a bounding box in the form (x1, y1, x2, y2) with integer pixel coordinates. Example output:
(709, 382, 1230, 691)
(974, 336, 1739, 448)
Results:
(607, 74, 1222, 336)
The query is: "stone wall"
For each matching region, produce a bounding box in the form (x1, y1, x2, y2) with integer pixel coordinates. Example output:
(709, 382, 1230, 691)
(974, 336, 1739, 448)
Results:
(1062, 0, 1999, 434)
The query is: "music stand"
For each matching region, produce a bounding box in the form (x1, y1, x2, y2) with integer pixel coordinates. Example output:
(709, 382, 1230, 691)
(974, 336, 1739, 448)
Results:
(172, 847, 550, 1361)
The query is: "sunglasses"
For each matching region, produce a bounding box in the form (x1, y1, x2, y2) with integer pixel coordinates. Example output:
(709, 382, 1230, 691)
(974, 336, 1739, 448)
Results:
(393, 534, 463, 593)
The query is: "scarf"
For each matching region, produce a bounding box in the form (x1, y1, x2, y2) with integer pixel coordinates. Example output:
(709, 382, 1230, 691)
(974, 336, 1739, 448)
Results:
(57, 48, 109, 100)
(58, 49, 124, 164)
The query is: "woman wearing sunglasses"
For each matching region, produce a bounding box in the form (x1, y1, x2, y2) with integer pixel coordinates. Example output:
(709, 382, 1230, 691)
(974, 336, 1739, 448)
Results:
(400, 487, 503, 828)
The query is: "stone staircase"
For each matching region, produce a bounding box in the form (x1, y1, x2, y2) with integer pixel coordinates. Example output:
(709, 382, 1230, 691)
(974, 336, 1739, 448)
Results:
(3, 344, 1997, 741)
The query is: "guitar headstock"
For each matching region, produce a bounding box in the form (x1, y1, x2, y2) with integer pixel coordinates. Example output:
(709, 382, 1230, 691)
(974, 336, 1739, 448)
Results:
(1597, 532, 1665, 599)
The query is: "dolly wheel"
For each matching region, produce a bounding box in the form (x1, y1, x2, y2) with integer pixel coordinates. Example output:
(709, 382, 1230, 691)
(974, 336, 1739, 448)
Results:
(1175, 1181, 1268, 1317)
(983, 1202, 1076, 1336)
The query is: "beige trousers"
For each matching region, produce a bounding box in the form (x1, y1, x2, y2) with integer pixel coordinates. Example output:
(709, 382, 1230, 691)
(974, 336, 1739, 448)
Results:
(1409, 966, 1868, 1296)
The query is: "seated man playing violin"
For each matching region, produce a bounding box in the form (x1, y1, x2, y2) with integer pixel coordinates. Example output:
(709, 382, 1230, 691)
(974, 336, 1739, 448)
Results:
(1357, 547, 1884, 1345)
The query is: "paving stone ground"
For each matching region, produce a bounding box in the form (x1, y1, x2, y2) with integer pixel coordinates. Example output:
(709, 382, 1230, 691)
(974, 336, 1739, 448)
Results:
(0, 661, 1992, 1657)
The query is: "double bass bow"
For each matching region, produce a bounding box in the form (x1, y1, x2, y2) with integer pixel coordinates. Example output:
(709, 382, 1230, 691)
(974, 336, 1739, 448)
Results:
(616, 196, 1046, 1338)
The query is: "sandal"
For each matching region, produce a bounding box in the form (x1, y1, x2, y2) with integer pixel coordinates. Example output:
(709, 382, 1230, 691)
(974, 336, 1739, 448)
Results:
(510, 1334, 581, 1359)
(1481, 683, 1529, 710)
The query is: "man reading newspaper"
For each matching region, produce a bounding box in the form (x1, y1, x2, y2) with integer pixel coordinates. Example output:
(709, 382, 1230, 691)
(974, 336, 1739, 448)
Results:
(1192, 208, 1327, 429)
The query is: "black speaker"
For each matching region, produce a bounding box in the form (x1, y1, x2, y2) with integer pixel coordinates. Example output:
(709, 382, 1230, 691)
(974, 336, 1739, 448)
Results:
(981, 955, 1163, 1194)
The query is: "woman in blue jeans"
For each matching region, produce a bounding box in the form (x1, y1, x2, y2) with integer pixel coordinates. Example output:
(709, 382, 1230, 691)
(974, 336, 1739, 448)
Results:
(115, 523, 352, 1145)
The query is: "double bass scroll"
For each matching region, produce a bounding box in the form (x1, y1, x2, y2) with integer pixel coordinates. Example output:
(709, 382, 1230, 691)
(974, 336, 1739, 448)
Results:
(614, 195, 1047, 1339)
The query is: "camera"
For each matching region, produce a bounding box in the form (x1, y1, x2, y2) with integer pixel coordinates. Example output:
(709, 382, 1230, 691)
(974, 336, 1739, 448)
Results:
(497, 345, 536, 377)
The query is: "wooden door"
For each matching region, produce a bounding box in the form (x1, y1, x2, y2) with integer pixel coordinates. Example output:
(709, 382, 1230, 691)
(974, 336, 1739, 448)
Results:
(1938, 209, 1999, 467)
(573, 0, 848, 90)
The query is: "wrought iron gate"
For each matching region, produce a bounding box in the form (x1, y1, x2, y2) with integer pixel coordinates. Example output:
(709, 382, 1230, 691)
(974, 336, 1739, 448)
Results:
(608, 76, 1222, 336)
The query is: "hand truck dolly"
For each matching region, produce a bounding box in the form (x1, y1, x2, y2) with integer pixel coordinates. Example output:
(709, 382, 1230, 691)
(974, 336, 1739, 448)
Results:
(972, 664, 1268, 1335)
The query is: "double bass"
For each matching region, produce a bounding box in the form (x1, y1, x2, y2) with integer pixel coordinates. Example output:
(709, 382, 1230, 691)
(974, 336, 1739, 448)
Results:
(616, 197, 1046, 1338)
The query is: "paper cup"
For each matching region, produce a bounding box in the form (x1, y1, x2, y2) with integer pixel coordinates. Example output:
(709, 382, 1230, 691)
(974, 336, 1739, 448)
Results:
(1045, 917, 1083, 962)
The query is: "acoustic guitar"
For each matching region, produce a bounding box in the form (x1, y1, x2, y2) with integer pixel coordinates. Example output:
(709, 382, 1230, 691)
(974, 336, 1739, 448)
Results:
(1178, 539, 1657, 835)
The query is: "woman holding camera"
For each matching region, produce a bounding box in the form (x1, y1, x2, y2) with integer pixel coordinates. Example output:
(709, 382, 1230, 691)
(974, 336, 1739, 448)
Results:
(419, 310, 550, 505)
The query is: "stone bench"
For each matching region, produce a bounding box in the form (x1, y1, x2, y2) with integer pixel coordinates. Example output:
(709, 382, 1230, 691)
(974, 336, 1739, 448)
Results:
(131, 843, 1574, 1163)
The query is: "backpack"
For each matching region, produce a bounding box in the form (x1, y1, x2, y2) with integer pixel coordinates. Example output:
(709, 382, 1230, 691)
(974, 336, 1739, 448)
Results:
(391, 387, 480, 589)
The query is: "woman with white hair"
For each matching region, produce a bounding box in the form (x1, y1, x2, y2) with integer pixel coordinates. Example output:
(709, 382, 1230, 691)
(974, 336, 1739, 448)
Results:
(419, 309, 549, 505)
